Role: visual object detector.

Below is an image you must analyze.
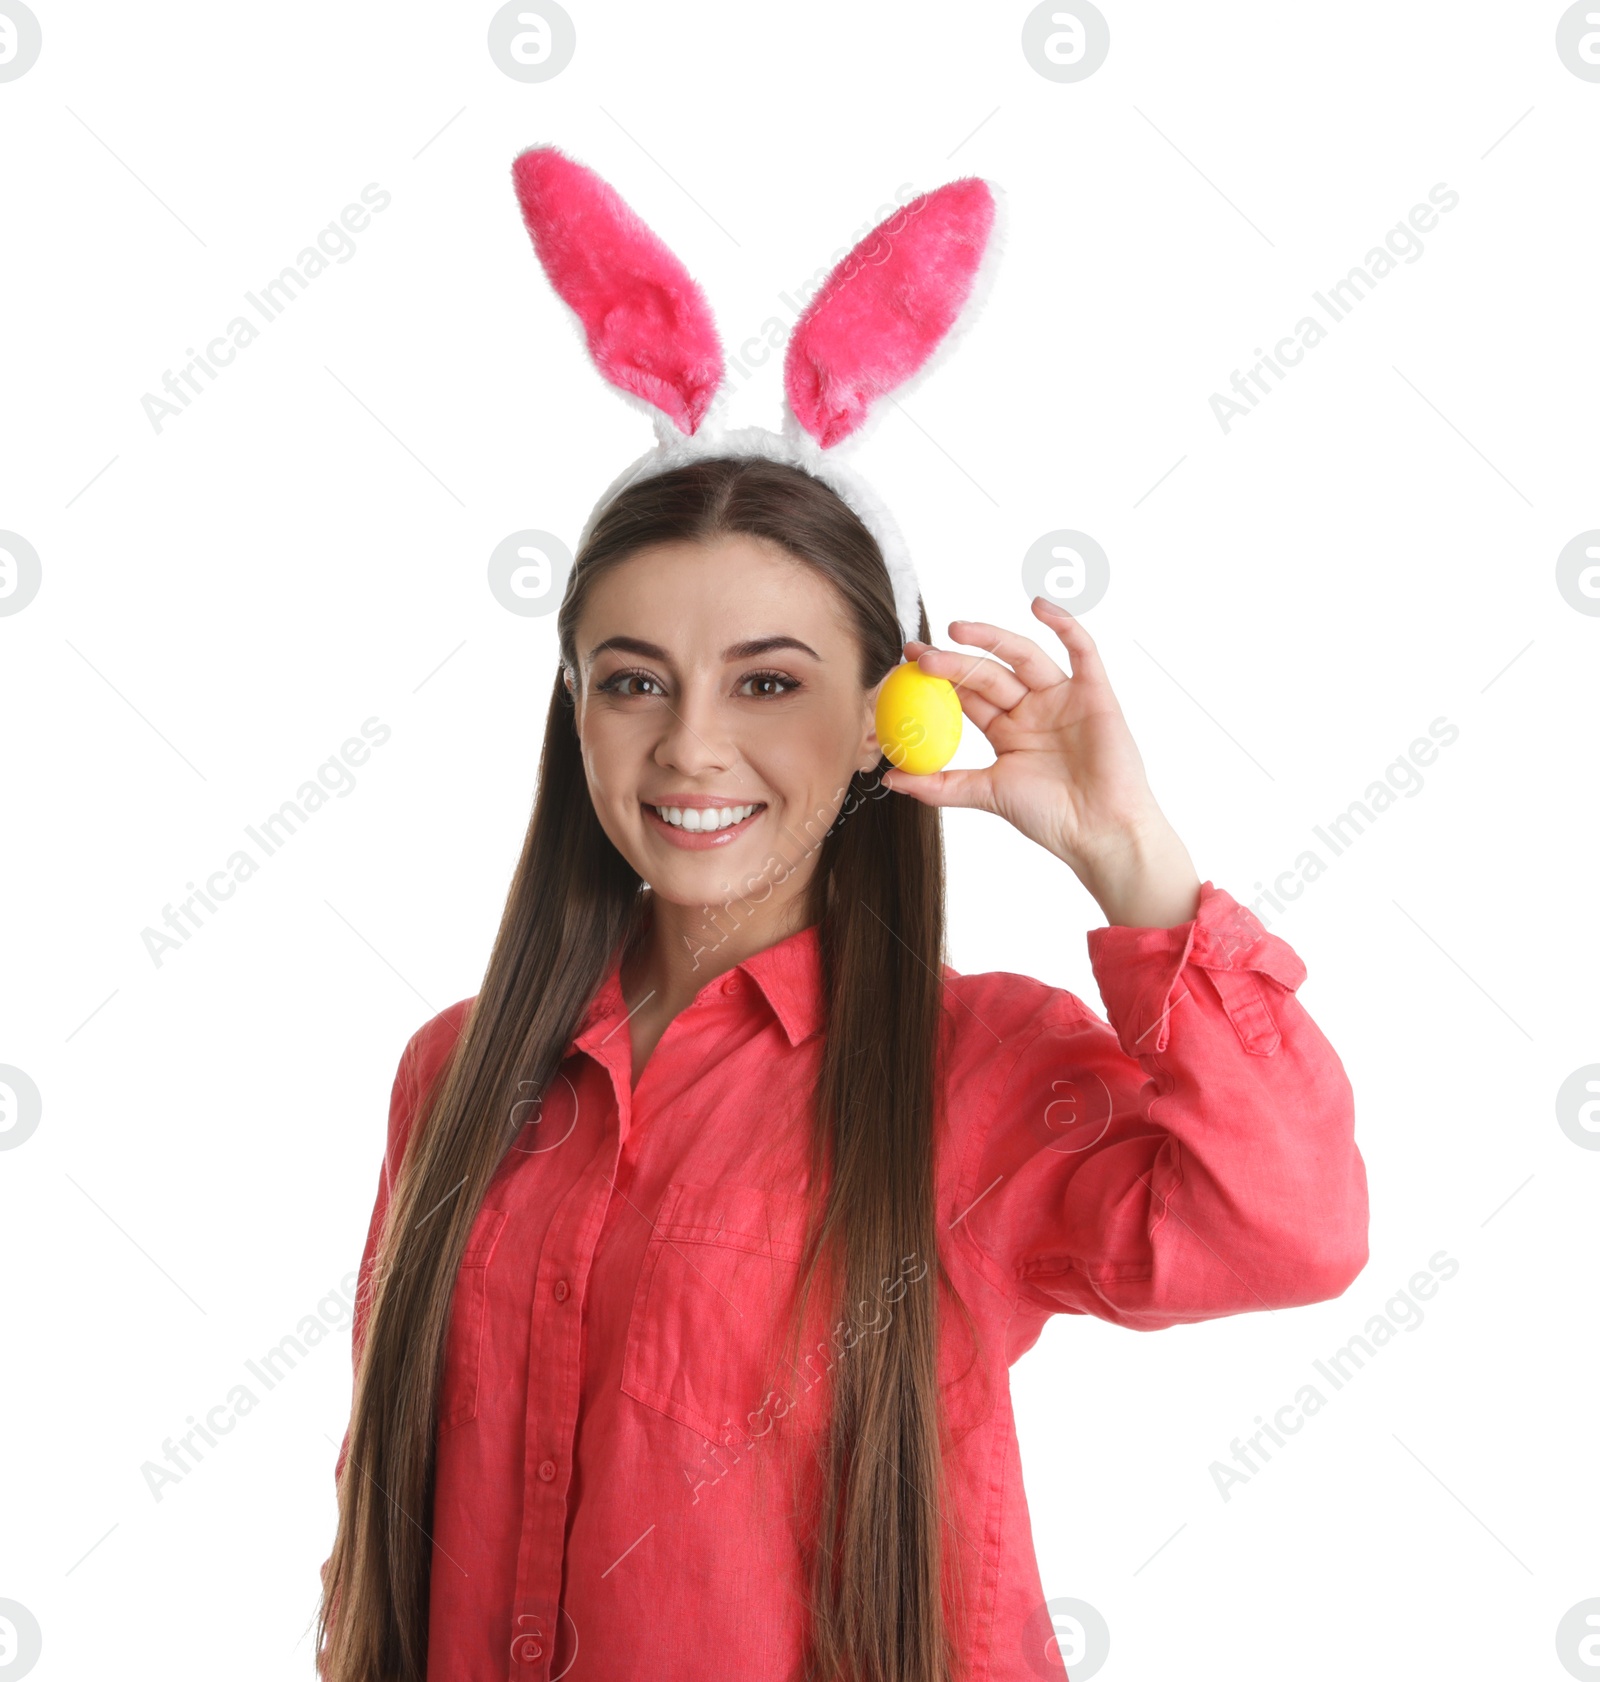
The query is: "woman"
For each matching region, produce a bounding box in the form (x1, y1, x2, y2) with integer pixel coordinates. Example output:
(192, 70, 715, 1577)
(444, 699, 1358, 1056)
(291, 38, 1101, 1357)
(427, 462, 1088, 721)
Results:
(316, 146, 1369, 1682)
(315, 451, 1369, 1682)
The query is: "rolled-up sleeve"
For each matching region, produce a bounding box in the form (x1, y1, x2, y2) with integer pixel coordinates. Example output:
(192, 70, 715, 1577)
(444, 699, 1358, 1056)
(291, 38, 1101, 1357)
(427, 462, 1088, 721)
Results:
(959, 882, 1369, 1329)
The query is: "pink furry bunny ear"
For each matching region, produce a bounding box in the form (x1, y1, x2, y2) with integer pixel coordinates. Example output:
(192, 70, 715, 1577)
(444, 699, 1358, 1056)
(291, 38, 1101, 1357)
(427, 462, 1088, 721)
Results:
(784, 178, 997, 450)
(511, 145, 725, 436)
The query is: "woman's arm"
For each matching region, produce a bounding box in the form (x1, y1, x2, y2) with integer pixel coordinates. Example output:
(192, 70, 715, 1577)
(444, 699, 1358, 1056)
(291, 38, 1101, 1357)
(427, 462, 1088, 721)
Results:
(953, 882, 1368, 1326)
(886, 599, 1368, 1323)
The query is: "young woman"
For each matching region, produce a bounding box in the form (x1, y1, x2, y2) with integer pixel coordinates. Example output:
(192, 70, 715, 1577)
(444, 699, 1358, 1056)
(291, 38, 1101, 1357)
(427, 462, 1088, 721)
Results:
(315, 146, 1368, 1682)
(315, 452, 1369, 1682)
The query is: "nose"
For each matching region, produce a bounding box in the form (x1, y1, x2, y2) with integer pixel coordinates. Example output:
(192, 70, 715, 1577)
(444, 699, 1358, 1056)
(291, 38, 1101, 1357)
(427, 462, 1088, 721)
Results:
(651, 677, 736, 777)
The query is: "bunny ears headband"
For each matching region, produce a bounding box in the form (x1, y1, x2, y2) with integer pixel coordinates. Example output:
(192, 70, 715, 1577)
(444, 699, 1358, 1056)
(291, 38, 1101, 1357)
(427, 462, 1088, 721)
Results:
(509, 145, 1004, 646)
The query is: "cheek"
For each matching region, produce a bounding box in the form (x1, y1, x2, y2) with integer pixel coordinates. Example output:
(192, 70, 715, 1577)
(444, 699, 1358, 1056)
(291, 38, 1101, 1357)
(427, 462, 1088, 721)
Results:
(577, 716, 648, 803)
(751, 714, 865, 807)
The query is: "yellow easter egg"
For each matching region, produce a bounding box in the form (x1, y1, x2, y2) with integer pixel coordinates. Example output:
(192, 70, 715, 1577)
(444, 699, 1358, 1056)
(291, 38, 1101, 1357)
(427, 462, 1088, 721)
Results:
(875, 661, 963, 775)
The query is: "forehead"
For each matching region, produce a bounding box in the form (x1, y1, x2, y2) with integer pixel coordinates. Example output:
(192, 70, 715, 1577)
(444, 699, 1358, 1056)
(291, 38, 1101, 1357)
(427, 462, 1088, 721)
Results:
(575, 535, 857, 657)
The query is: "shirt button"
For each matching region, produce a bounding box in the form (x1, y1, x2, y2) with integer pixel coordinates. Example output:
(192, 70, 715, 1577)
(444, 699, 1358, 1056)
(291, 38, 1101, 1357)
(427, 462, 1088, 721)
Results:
(538, 1458, 557, 1482)
(553, 1279, 569, 1302)
(721, 975, 741, 995)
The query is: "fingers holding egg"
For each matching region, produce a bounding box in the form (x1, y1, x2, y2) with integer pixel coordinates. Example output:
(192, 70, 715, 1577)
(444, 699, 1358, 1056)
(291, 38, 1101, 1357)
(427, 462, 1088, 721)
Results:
(905, 642, 1021, 730)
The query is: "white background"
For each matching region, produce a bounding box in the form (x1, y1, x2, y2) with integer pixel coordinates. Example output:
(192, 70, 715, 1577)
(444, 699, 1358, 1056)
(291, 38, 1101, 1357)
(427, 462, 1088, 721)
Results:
(2, 3, 1596, 1678)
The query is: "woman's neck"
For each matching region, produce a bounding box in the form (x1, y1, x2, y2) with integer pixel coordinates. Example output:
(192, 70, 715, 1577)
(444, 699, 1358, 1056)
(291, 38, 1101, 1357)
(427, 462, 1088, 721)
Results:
(620, 885, 815, 1023)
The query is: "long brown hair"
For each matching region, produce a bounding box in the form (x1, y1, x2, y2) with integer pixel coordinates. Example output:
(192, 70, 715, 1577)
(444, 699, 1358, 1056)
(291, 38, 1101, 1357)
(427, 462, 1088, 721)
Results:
(316, 456, 976, 1682)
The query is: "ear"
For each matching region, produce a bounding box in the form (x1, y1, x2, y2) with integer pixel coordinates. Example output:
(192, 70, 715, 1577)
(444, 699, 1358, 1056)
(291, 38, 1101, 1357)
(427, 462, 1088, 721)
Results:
(856, 671, 890, 774)
(511, 145, 725, 436)
(783, 178, 999, 450)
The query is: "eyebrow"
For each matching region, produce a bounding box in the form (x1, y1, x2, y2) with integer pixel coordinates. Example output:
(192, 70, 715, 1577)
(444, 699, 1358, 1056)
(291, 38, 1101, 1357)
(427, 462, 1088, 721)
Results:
(584, 634, 823, 664)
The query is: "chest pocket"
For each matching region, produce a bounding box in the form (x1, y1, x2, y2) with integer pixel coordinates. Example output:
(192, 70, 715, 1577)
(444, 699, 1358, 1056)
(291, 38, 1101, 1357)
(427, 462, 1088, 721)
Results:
(439, 1206, 509, 1431)
(622, 1181, 823, 1447)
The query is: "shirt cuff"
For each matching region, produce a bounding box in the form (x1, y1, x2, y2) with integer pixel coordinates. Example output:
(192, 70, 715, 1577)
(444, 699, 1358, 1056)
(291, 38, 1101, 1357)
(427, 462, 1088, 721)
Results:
(1084, 882, 1307, 1059)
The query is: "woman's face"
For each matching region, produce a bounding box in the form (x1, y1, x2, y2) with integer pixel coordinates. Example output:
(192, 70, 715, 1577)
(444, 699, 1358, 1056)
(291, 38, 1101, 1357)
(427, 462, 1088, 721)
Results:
(566, 533, 889, 912)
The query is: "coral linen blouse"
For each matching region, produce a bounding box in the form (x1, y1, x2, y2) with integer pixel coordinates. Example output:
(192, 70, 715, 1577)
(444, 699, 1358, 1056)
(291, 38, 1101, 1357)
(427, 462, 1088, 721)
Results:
(330, 882, 1368, 1681)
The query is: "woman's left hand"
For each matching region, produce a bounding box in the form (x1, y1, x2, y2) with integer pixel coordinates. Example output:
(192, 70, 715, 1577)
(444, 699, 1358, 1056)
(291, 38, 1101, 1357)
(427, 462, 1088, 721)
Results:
(881, 597, 1203, 929)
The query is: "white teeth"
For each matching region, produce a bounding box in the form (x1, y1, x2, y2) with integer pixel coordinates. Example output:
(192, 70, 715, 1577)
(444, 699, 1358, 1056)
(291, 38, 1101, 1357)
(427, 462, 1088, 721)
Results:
(651, 803, 760, 831)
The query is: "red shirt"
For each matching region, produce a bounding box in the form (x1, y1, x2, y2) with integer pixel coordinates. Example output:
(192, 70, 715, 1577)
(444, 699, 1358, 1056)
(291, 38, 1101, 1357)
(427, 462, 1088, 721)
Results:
(330, 882, 1368, 1680)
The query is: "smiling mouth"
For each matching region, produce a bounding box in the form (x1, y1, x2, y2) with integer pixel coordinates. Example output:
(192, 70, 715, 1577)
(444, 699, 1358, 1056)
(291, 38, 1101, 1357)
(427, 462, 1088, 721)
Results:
(643, 801, 766, 834)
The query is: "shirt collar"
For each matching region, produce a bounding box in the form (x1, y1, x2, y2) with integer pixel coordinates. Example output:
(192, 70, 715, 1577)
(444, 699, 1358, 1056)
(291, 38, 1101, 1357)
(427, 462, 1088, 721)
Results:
(568, 920, 826, 1058)
(738, 920, 826, 1046)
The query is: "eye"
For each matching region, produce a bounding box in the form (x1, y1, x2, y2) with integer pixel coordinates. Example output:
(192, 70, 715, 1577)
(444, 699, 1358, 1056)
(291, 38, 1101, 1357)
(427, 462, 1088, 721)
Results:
(596, 667, 666, 698)
(739, 669, 801, 699)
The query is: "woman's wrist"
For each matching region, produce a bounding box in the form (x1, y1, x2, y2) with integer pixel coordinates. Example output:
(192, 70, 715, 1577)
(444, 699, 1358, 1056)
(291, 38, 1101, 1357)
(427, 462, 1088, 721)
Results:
(1074, 819, 1202, 929)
